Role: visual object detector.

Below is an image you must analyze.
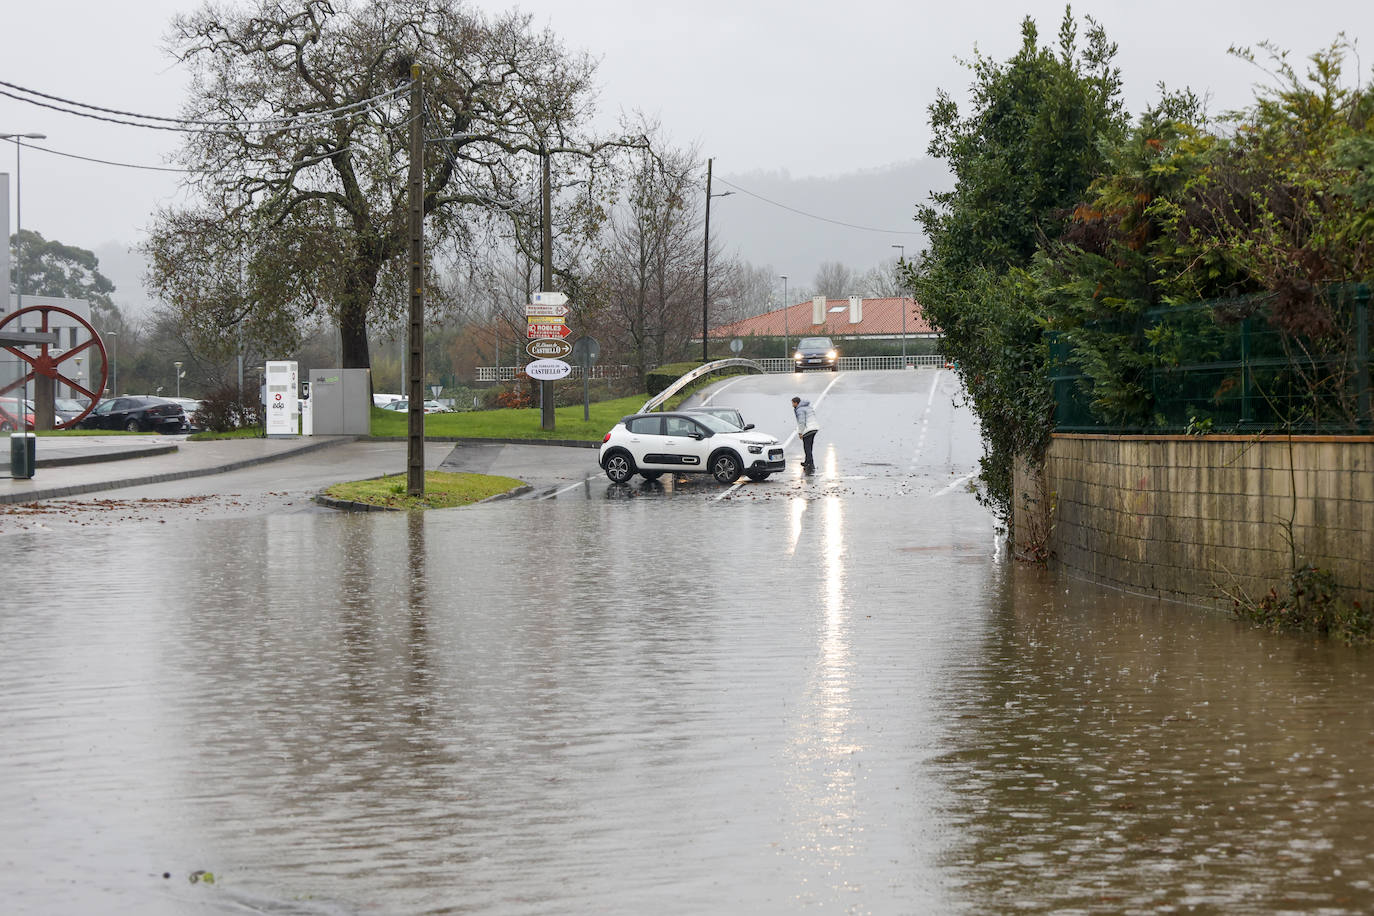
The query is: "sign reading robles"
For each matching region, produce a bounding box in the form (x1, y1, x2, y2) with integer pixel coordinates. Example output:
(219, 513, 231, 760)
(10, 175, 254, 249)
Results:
(525, 358, 572, 380)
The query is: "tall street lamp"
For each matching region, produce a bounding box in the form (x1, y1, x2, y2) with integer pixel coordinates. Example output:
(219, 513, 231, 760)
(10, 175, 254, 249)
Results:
(2, 132, 47, 433)
(701, 158, 733, 363)
(892, 245, 907, 365)
(780, 275, 789, 358)
(174, 360, 184, 398)
(108, 330, 117, 396)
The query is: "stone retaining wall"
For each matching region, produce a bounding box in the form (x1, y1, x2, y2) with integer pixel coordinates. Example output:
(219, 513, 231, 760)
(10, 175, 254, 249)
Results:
(1016, 435, 1374, 608)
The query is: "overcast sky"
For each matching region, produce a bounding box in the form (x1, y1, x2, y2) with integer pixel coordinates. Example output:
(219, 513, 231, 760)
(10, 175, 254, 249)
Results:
(3, 0, 1370, 291)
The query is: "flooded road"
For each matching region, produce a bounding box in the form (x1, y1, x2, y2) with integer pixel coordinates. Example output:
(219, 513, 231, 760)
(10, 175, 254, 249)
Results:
(3, 370, 1372, 914)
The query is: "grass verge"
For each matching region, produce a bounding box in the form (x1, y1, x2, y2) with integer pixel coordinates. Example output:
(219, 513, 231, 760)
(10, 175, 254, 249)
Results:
(323, 471, 525, 510)
(368, 394, 649, 440)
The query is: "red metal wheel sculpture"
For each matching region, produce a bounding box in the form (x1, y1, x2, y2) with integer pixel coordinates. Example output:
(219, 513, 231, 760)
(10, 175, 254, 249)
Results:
(0, 305, 108, 429)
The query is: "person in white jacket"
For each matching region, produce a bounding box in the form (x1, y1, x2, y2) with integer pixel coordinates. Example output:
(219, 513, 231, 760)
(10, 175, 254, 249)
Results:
(791, 396, 820, 471)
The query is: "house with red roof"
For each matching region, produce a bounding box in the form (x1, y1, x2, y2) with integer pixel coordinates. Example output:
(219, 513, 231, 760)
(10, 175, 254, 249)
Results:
(709, 296, 937, 347)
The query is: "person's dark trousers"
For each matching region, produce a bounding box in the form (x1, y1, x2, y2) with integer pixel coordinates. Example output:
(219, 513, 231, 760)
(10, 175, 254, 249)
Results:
(801, 431, 817, 468)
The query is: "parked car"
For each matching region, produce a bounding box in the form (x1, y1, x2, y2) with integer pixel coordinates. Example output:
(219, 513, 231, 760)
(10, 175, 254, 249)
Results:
(53, 397, 88, 424)
(678, 406, 753, 430)
(382, 399, 449, 414)
(0, 397, 36, 431)
(168, 398, 203, 430)
(793, 336, 839, 372)
(77, 396, 187, 433)
(599, 411, 785, 484)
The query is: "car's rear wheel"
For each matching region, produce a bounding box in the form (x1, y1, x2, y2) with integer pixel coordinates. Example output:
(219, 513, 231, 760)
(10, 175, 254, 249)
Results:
(603, 450, 636, 483)
(745, 469, 770, 481)
(125, 418, 142, 432)
(710, 451, 742, 484)
(0, 420, 13, 432)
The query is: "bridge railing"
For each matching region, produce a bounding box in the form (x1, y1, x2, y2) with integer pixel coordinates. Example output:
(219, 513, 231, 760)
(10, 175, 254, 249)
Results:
(475, 355, 946, 382)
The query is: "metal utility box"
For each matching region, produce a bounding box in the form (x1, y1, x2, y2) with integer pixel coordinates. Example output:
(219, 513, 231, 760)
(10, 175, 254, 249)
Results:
(306, 368, 371, 435)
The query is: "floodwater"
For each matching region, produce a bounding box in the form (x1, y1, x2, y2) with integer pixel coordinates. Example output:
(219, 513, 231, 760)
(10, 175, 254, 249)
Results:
(2, 371, 1373, 914)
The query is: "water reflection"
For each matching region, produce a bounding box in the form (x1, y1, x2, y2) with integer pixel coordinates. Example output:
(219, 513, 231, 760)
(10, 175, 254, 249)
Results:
(934, 564, 1374, 913)
(2, 495, 1372, 914)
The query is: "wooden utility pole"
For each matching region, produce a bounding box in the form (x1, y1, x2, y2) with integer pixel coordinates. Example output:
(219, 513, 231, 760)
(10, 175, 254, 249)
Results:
(407, 64, 426, 495)
(702, 158, 713, 364)
(540, 151, 555, 431)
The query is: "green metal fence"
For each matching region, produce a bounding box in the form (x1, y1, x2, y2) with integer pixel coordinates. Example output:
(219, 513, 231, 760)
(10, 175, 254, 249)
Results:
(1050, 284, 1372, 434)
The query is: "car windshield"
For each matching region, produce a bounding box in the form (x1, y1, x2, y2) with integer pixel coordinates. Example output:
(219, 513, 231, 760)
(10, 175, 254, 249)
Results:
(798, 337, 831, 349)
(689, 413, 743, 434)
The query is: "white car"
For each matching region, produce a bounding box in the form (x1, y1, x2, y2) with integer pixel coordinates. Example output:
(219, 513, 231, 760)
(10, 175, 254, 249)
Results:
(599, 411, 785, 484)
(382, 399, 448, 414)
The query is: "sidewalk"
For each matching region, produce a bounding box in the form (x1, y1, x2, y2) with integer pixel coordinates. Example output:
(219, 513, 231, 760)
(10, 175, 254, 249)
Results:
(1, 434, 356, 505)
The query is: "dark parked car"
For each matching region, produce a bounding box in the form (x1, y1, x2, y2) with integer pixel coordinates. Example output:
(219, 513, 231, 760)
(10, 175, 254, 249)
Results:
(793, 336, 839, 372)
(78, 396, 187, 433)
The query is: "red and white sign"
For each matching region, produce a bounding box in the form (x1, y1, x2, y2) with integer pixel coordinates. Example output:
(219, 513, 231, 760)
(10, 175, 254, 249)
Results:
(525, 303, 569, 318)
(527, 323, 572, 339)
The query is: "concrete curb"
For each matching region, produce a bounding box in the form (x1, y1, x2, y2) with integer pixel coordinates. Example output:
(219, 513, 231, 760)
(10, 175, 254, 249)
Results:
(0, 436, 356, 506)
(370, 436, 600, 449)
(37, 443, 181, 469)
(313, 481, 533, 512)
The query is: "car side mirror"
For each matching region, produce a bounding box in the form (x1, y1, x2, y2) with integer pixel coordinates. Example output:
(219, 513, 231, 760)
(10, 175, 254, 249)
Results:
(691, 432, 706, 440)
(742, 423, 755, 430)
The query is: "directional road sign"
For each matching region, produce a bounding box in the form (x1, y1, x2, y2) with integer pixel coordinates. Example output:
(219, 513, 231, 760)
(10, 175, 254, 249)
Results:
(528, 338, 574, 359)
(525, 303, 569, 318)
(527, 323, 572, 339)
(532, 291, 568, 306)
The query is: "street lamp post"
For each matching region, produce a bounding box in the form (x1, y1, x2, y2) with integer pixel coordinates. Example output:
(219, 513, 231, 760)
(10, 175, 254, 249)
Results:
(892, 245, 907, 366)
(108, 330, 117, 396)
(780, 275, 789, 358)
(701, 158, 733, 363)
(174, 360, 184, 398)
(2, 131, 47, 434)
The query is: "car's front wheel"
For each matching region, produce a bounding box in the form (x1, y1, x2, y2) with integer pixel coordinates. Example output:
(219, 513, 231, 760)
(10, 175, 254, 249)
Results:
(709, 451, 742, 484)
(124, 418, 142, 432)
(603, 450, 636, 483)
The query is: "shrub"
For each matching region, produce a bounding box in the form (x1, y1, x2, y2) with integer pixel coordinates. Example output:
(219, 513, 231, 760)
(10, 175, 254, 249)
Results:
(195, 384, 264, 432)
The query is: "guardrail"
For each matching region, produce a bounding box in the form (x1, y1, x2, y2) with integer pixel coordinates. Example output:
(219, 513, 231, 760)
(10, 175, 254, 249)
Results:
(639, 358, 765, 413)
(474, 364, 638, 382)
(476, 355, 946, 382)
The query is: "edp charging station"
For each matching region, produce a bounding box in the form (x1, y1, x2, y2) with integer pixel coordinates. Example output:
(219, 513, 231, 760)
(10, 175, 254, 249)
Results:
(264, 360, 299, 438)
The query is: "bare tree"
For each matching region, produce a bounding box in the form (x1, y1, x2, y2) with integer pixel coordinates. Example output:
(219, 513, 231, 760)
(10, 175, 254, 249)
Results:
(812, 260, 856, 298)
(859, 256, 908, 297)
(144, 0, 638, 370)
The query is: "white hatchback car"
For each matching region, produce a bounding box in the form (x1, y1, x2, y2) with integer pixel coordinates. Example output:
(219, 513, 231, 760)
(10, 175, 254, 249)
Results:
(599, 411, 785, 484)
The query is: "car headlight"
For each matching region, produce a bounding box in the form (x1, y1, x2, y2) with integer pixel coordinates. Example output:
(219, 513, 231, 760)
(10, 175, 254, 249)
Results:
(793, 352, 802, 361)
(748, 445, 763, 454)
(826, 350, 837, 359)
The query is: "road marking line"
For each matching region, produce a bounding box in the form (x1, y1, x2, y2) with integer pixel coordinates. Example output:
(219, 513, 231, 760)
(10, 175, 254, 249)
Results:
(909, 370, 942, 470)
(543, 474, 600, 499)
(933, 472, 975, 497)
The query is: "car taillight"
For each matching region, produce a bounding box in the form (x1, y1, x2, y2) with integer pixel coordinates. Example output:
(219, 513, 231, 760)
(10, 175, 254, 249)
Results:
(602, 432, 612, 442)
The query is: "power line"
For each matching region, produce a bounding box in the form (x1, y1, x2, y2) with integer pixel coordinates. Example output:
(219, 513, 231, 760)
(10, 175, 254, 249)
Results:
(0, 78, 407, 134)
(17, 140, 355, 174)
(713, 176, 924, 236)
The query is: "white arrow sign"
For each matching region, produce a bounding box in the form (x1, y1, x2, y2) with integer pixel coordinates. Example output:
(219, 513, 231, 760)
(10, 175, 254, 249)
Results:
(525, 303, 569, 318)
(532, 291, 568, 306)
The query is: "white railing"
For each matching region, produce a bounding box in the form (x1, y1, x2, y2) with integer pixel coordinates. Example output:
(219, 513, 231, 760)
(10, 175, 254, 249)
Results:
(475, 355, 946, 381)
(474, 364, 638, 382)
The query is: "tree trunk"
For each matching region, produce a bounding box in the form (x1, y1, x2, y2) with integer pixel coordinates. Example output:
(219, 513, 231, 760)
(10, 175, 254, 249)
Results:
(338, 254, 382, 370)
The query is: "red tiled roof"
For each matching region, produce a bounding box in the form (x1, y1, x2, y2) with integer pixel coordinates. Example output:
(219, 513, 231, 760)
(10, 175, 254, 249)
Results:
(709, 297, 937, 339)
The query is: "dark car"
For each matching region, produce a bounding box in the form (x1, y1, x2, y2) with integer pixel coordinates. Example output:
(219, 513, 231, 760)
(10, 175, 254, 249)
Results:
(78, 396, 187, 433)
(793, 336, 839, 372)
